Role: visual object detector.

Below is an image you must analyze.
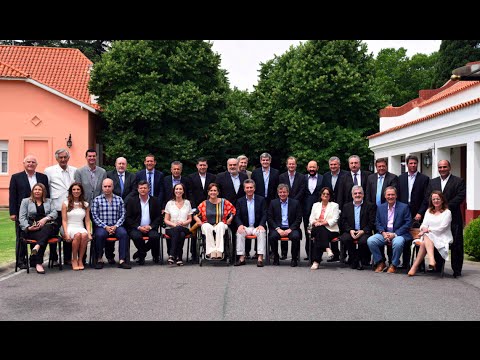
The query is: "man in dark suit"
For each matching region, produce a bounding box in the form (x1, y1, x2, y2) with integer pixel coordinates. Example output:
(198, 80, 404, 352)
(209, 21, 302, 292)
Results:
(397, 155, 430, 268)
(365, 158, 398, 206)
(9, 154, 50, 269)
(125, 180, 162, 265)
(278, 156, 305, 260)
(106, 156, 136, 262)
(188, 157, 216, 260)
(337, 155, 372, 211)
(303, 160, 323, 260)
(163, 160, 193, 207)
(134, 154, 165, 209)
(321, 156, 349, 203)
(339, 185, 375, 270)
(234, 179, 267, 267)
(215, 158, 247, 206)
(367, 186, 412, 273)
(428, 159, 466, 278)
(268, 184, 303, 267)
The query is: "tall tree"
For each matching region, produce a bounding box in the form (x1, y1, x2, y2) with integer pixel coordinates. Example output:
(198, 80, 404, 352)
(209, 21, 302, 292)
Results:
(89, 40, 230, 173)
(432, 40, 480, 88)
(251, 40, 381, 172)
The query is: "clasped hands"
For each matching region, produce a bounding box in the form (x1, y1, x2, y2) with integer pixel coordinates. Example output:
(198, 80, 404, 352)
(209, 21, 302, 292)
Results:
(105, 225, 118, 235)
(350, 229, 364, 239)
(28, 218, 48, 231)
(381, 231, 396, 242)
(312, 219, 328, 227)
(277, 228, 292, 237)
(237, 225, 265, 234)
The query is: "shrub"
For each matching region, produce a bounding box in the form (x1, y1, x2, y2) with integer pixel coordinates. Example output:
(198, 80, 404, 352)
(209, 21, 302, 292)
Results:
(464, 217, 480, 261)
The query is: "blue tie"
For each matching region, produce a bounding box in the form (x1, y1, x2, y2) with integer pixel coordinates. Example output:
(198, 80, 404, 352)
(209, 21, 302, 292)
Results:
(119, 173, 124, 196)
(353, 173, 358, 186)
(376, 175, 384, 206)
(148, 172, 153, 196)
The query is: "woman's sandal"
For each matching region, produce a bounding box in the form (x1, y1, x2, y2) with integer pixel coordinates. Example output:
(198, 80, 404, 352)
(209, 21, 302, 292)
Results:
(167, 256, 175, 265)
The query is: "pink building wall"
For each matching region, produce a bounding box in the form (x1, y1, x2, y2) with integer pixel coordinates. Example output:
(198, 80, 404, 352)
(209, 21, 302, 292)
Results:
(0, 80, 95, 206)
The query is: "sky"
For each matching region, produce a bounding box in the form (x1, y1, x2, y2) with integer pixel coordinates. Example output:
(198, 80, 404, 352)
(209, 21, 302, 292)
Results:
(210, 40, 442, 92)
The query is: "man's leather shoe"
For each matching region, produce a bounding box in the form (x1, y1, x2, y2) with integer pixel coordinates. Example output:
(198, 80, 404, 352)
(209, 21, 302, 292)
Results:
(387, 265, 397, 273)
(374, 262, 386, 273)
(273, 256, 280, 266)
(95, 262, 104, 269)
(290, 259, 298, 267)
(234, 260, 246, 266)
(453, 271, 461, 278)
(357, 264, 364, 270)
(304, 257, 309, 261)
(280, 254, 287, 260)
(327, 256, 340, 263)
(137, 258, 145, 265)
(132, 251, 139, 260)
(18, 263, 28, 270)
(257, 261, 264, 267)
(152, 257, 159, 264)
(107, 258, 116, 265)
(118, 262, 131, 269)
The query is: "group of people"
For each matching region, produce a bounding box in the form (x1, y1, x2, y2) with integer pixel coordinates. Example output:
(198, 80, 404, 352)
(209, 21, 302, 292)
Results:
(9, 149, 466, 278)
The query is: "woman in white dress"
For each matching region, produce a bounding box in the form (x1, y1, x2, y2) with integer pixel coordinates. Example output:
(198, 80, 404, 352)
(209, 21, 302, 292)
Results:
(408, 190, 453, 276)
(61, 182, 92, 271)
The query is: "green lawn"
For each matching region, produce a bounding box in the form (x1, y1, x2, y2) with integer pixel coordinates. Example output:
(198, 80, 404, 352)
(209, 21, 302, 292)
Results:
(0, 210, 16, 265)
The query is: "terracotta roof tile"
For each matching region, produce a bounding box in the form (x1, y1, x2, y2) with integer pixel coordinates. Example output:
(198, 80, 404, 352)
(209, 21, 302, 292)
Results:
(0, 45, 96, 109)
(0, 60, 29, 78)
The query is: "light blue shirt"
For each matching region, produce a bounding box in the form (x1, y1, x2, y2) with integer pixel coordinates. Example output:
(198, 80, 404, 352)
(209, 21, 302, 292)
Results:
(231, 174, 241, 194)
(246, 195, 255, 227)
(281, 199, 289, 227)
(139, 196, 151, 227)
(262, 167, 270, 198)
(353, 200, 363, 230)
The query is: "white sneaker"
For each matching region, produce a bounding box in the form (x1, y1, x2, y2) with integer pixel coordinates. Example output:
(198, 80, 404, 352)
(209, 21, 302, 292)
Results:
(310, 262, 319, 270)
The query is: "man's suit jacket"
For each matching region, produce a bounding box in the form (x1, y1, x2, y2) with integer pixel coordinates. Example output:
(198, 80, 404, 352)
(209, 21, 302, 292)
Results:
(125, 195, 162, 231)
(234, 195, 267, 228)
(429, 174, 466, 240)
(321, 169, 349, 203)
(215, 171, 248, 205)
(374, 201, 412, 240)
(267, 198, 302, 231)
(337, 170, 372, 211)
(107, 170, 136, 206)
(251, 167, 280, 205)
(189, 172, 216, 208)
(397, 172, 430, 219)
(74, 165, 107, 204)
(44, 164, 77, 211)
(9, 171, 50, 217)
(365, 171, 399, 205)
(135, 169, 165, 208)
(303, 173, 324, 216)
(340, 201, 376, 235)
(279, 171, 306, 203)
(163, 175, 193, 208)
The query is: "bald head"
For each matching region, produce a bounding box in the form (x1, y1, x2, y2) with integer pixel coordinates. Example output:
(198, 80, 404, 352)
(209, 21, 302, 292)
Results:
(115, 157, 127, 174)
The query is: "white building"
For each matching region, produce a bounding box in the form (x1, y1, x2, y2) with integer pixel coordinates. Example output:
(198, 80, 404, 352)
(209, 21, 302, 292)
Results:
(368, 63, 480, 224)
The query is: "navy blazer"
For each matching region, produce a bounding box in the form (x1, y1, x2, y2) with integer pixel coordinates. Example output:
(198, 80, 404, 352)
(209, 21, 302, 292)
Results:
(267, 198, 302, 231)
(321, 169, 348, 203)
(215, 171, 248, 206)
(303, 173, 323, 215)
(337, 170, 372, 211)
(125, 195, 162, 231)
(188, 172, 216, 209)
(163, 175, 193, 208)
(340, 201, 376, 235)
(251, 167, 280, 205)
(374, 201, 412, 240)
(397, 172, 430, 218)
(365, 172, 399, 205)
(107, 170, 136, 205)
(234, 195, 267, 228)
(9, 171, 50, 217)
(135, 169, 165, 208)
(279, 171, 306, 202)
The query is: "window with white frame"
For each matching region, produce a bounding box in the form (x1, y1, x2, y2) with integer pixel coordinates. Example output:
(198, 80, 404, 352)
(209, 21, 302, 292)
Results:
(0, 141, 8, 174)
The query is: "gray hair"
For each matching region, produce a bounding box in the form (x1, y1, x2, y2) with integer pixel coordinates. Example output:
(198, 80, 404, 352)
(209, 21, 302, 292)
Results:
(384, 186, 397, 195)
(54, 149, 70, 160)
(259, 152, 272, 161)
(351, 185, 364, 195)
(237, 155, 248, 162)
(277, 183, 289, 193)
(243, 179, 256, 188)
(286, 156, 297, 164)
(348, 155, 361, 163)
(329, 156, 341, 164)
(171, 160, 183, 168)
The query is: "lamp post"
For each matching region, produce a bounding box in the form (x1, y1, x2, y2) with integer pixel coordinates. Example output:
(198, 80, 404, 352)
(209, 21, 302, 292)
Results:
(423, 152, 431, 168)
(66, 134, 72, 148)
(451, 63, 480, 81)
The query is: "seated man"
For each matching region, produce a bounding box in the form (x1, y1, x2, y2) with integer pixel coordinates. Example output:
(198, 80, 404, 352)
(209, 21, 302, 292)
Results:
(367, 186, 412, 273)
(339, 185, 375, 270)
(91, 178, 131, 269)
(268, 183, 302, 267)
(125, 180, 161, 265)
(234, 179, 267, 267)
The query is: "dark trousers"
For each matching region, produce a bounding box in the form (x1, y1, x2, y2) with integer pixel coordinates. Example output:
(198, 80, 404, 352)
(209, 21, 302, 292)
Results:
(166, 226, 190, 260)
(269, 228, 301, 260)
(340, 232, 370, 265)
(311, 226, 339, 263)
(129, 228, 160, 259)
(25, 224, 56, 265)
(54, 210, 70, 262)
(94, 226, 129, 261)
(303, 215, 311, 256)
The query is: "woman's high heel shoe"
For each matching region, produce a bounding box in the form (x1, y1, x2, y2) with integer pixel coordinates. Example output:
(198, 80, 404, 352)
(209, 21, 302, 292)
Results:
(428, 263, 437, 271)
(407, 269, 416, 277)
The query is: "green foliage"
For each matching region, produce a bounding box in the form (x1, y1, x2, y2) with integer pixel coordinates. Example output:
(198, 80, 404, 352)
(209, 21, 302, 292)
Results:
(251, 40, 380, 171)
(373, 48, 439, 107)
(89, 40, 230, 174)
(432, 40, 480, 88)
(0, 210, 16, 265)
(464, 217, 480, 261)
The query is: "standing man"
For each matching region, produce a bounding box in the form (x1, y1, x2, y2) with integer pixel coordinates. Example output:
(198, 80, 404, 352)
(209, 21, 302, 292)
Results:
(125, 180, 161, 265)
(321, 156, 348, 203)
(91, 178, 131, 269)
(428, 160, 466, 278)
(44, 148, 77, 265)
(268, 184, 303, 267)
(237, 155, 252, 179)
(278, 156, 305, 260)
(367, 186, 412, 274)
(107, 157, 136, 205)
(216, 158, 247, 206)
(303, 160, 323, 261)
(251, 152, 280, 206)
(337, 155, 372, 213)
(134, 154, 165, 209)
(74, 149, 107, 205)
(365, 158, 398, 207)
(9, 155, 50, 269)
(234, 179, 267, 267)
(397, 155, 430, 268)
